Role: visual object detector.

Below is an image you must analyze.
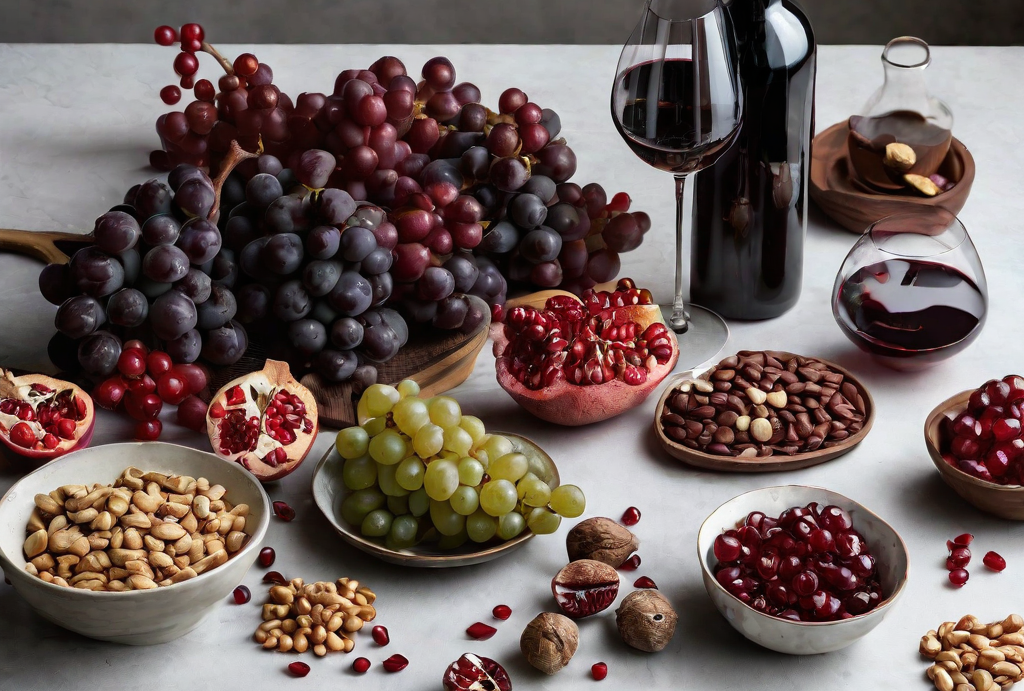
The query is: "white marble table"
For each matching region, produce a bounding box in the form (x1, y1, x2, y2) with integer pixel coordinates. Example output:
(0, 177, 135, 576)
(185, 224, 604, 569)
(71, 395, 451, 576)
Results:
(1, 44, 1023, 689)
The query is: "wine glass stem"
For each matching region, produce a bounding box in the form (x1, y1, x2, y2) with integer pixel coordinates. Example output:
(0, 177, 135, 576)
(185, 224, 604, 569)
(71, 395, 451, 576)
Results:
(671, 173, 691, 334)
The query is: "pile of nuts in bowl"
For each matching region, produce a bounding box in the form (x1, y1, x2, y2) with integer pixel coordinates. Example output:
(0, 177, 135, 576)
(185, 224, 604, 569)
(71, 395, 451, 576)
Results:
(22, 467, 250, 590)
(920, 614, 1024, 691)
(660, 350, 869, 458)
(253, 575, 377, 657)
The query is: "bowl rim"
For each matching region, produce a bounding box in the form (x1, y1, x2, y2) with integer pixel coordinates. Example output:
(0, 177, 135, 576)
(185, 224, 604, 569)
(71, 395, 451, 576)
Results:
(924, 389, 1024, 492)
(696, 484, 910, 627)
(0, 441, 271, 598)
(310, 431, 556, 566)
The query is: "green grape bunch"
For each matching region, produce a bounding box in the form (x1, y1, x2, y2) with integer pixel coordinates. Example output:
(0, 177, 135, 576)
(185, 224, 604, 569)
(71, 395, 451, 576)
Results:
(334, 379, 585, 551)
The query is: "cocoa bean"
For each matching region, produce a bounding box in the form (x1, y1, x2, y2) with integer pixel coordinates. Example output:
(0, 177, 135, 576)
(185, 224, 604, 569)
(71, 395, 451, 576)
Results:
(685, 420, 704, 438)
(665, 427, 688, 443)
(743, 365, 762, 382)
(709, 392, 728, 407)
(786, 424, 800, 443)
(669, 393, 691, 413)
(803, 382, 822, 395)
(765, 355, 783, 369)
(786, 358, 798, 373)
(778, 371, 799, 384)
(706, 443, 731, 456)
(692, 405, 717, 420)
(814, 408, 832, 424)
(758, 379, 773, 392)
(752, 404, 769, 419)
(768, 417, 786, 444)
(682, 440, 698, 449)
(797, 366, 822, 383)
(716, 410, 739, 427)
(713, 380, 732, 392)
(694, 395, 710, 405)
(832, 430, 849, 440)
(662, 413, 686, 427)
(823, 372, 844, 385)
(779, 410, 796, 424)
(841, 382, 859, 402)
(703, 422, 719, 437)
(713, 369, 735, 381)
(697, 432, 713, 446)
(719, 355, 739, 368)
(734, 431, 750, 444)
(713, 427, 735, 445)
(786, 403, 807, 414)
(805, 435, 824, 450)
(804, 397, 819, 410)
(855, 394, 867, 414)
(786, 382, 807, 395)
(726, 395, 747, 415)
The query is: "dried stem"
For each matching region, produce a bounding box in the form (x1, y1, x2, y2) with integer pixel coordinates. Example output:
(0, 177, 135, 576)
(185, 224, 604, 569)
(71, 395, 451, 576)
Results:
(208, 139, 262, 222)
(201, 41, 235, 76)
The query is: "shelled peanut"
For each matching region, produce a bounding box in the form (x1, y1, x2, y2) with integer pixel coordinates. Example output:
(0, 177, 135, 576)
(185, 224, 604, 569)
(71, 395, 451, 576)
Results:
(920, 614, 1024, 691)
(254, 576, 377, 657)
(22, 467, 250, 591)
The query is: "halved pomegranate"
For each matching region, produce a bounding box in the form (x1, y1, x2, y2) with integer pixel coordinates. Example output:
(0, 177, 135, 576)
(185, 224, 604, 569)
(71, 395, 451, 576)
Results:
(443, 653, 513, 691)
(0, 369, 94, 462)
(205, 360, 318, 482)
(492, 280, 678, 426)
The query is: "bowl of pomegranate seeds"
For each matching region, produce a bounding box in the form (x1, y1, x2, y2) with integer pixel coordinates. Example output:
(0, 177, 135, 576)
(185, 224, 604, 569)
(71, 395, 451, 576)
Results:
(926, 375, 1024, 519)
(697, 485, 908, 654)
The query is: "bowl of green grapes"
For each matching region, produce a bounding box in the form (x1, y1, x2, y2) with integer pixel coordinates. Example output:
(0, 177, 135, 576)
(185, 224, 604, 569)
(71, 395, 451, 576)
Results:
(310, 379, 584, 567)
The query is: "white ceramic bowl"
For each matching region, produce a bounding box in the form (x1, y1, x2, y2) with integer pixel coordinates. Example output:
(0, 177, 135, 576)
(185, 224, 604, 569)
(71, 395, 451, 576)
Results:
(697, 485, 909, 655)
(0, 442, 270, 645)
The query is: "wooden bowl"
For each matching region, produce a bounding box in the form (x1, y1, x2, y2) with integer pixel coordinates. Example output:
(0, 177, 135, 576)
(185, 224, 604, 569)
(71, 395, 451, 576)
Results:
(654, 352, 875, 473)
(924, 390, 1024, 519)
(310, 432, 559, 567)
(809, 120, 975, 234)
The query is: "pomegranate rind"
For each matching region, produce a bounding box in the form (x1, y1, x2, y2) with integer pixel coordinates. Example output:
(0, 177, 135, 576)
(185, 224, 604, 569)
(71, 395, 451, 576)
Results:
(0, 370, 95, 462)
(205, 360, 319, 483)
(442, 653, 513, 691)
(492, 302, 679, 426)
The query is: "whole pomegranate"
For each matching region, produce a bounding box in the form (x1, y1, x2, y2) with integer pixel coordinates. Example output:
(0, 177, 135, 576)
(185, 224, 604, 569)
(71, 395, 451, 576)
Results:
(206, 360, 318, 482)
(492, 280, 678, 425)
(443, 653, 512, 691)
(0, 369, 94, 462)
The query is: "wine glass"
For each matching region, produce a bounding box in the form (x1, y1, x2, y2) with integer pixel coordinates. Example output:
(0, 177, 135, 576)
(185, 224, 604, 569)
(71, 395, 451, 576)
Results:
(611, 0, 742, 368)
(831, 209, 987, 371)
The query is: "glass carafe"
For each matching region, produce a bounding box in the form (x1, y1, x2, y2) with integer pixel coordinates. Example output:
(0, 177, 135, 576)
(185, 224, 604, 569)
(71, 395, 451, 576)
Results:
(847, 37, 954, 192)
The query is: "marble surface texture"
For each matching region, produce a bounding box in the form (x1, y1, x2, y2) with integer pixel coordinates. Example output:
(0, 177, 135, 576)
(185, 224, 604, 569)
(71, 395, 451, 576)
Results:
(1, 44, 1023, 689)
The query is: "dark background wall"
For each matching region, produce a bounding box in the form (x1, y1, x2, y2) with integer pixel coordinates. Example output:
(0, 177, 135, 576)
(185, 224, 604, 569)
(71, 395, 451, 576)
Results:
(1, 0, 1021, 45)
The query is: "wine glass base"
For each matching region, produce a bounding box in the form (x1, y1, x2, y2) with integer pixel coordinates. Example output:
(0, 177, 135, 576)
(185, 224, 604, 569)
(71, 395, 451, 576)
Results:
(662, 303, 730, 370)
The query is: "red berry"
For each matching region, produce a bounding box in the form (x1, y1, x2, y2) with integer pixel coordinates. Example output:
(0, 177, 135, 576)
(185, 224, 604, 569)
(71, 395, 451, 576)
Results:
(117, 349, 147, 378)
(160, 85, 181, 105)
(466, 622, 497, 640)
(605, 192, 632, 213)
(621, 506, 641, 526)
(173, 52, 199, 77)
(262, 571, 288, 585)
(179, 75, 194, 90)
(258, 547, 276, 567)
(179, 23, 205, 43)
(176, 395, 208, 432)
(153, 25, 177, 46)
(233, 53, 259, 78)
(983, 551, 1007, 572)
(382, 654, 408, 673)
(372, 625, 390, 646)
(129, 374, 157, 395)
(352, 658, 371, 674)
(492, 604, 512, 620)
(134, 420, 162, 441)
(193, 79, 216, 103)
(147, 351, 173, 377)
(949, 568, 970, 587)
(273, 500, 296, 522)
(156, 373, 188, 405)
(182, 38, 203, 54)
(232, 585, 250, 604)
(173, 363, 208, 394)
(125, 392, 162, 422)
(633, 576, 658, 589)
(619, 554, 641, 571)
(592, 662, 608, 681)
(287, 662, 309, 677)
(93, 376, 128, 410)
(123, 340, 149, 355)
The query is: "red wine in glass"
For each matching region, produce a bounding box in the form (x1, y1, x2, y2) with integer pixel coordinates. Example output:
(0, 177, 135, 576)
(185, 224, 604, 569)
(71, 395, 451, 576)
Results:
(835, 258, 986, 367)
(613, 58, 737, 174)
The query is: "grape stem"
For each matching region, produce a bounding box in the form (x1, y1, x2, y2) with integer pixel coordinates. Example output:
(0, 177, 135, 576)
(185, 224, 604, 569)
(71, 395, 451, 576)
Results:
(201, 41, 234, 76)
(208, 139, 262, 222)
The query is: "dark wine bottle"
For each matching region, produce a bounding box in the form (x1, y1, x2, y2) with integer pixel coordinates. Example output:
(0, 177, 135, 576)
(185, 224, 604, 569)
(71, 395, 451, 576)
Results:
(691, 0, 816, 320)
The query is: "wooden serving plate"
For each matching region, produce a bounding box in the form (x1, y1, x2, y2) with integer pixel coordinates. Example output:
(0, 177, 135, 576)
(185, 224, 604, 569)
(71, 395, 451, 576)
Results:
(310, 432, 558, 568)
(654, 351, 875, 473)
(924, 390, 1024, 519)
(809, 121, 975, 234)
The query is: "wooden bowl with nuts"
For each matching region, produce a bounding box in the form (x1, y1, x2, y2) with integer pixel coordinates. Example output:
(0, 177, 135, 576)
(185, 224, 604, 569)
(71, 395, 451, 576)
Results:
(0, 442, 271, 645)
(924, 389, 1024, 520)
(654, 350, 875, 473)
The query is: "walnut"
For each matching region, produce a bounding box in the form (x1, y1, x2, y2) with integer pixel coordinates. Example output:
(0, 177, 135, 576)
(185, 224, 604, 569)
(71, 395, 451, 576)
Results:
(565, 517, 639, 567)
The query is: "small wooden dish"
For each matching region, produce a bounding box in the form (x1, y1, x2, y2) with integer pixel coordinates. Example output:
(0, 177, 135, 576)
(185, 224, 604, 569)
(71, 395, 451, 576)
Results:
(310, 432, 559, 568)
(924, 390, 1024, 520)
(809, 120, 975, 234)
(654, 352, 875, 473)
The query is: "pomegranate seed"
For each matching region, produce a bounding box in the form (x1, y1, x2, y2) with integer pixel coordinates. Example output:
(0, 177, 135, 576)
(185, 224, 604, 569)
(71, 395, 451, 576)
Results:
(258, 547, 276, 567)
(232, 585, 250, 604)
(382, 654, 408, 673)
(983, 551, 1007, 572)
(621, 507, 641, 526)
(263, 571, 288, 585)
(948, 547, 972, 569)
(287, 661, 310, 677)
(592, 662, 608, 681)
(949, 568, 970, 587)
(619, 554, 641, 571)
(372, 625, 390, 646)
(42, 433, 59, 449)
(633, 576, 658, 589)
(953, 533, 975, 546)
(492, 604, 512, 620)
(117, 349, 148, 378)
(135, 420, 162, 441)
(466, 622, 497, 640)
(273, 500, 296, 522)
(352, 658, 371, 674)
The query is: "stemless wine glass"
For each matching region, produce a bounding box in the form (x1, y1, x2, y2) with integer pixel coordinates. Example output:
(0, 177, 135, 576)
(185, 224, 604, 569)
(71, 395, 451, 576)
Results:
(611, 0, 742, 368)
(831, 209, 987, 371)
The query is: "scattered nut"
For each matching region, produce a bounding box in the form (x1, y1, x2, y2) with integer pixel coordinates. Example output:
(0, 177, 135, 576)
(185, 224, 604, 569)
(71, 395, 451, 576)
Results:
(616, 589, 678, 652)
(565, 517, 639, 567)
(905, 173, 942, 197)
(884, 142, 917, 172)
(520, 612, 579, 675)
(923, 616, 1024, 691)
